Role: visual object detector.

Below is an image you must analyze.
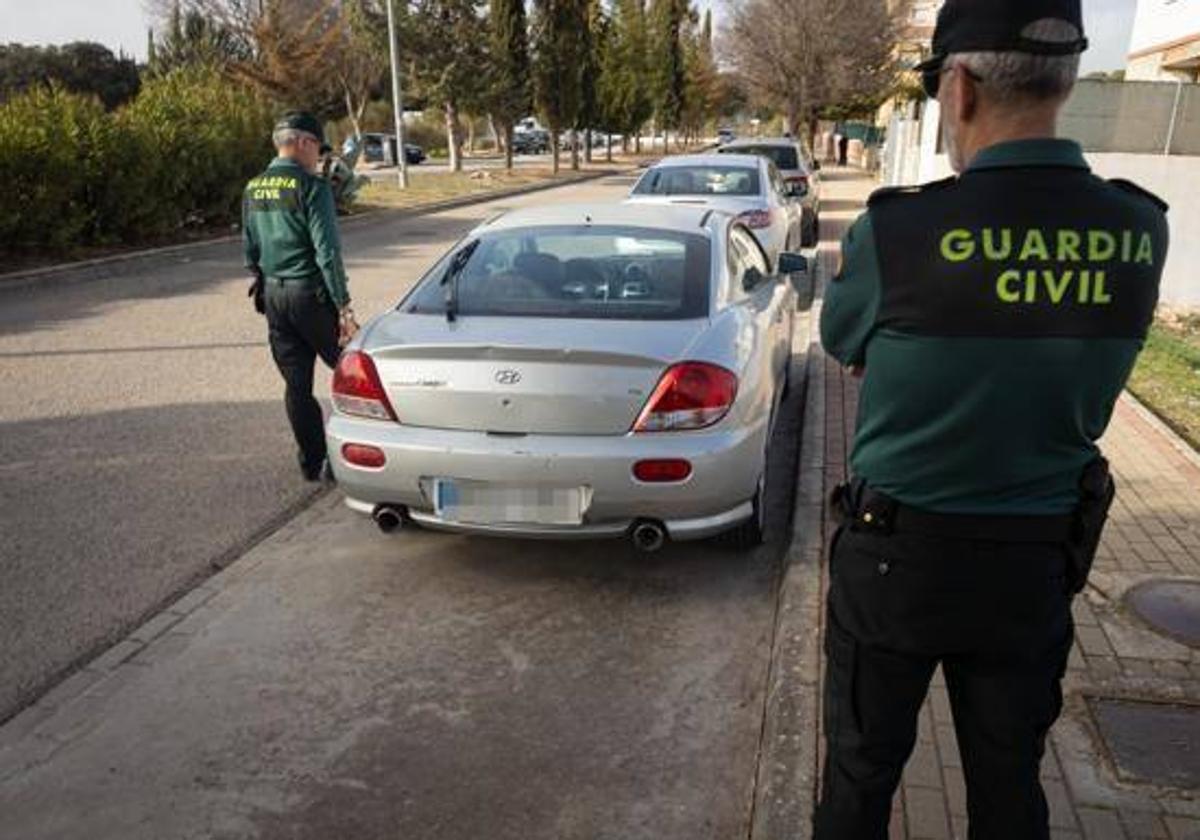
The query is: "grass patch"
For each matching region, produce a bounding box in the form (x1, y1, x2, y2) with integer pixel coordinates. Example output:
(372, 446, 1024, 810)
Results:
(1128, 311, 1200, 451)
(354, 167, 571, 211)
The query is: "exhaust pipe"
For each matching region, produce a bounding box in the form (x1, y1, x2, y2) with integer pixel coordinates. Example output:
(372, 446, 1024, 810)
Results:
(372, 505, 406, 534)
(630, 520, 667, 553)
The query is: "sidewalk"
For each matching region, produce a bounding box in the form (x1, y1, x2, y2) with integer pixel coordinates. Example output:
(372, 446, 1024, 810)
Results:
(793, 170, 1200, 839)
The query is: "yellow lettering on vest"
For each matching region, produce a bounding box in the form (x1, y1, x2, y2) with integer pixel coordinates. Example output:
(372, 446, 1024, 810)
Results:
(1121, 230, 1133, 262)
(997, 269, 1022, 303)
(1135, 233, 1154, 266)
(941, 229, 975, 262)
(1019, 229, 1050, 261)
(1043, 270, 1074, 304)
(1092, 271, 1111, 304)
(1077, 270, 1091, 303)
(1088, 230, 1116, 261)
(1057, 230, 1082, 262)
(982, 228, 1012, 261)
(1024, 270, 1038, 303)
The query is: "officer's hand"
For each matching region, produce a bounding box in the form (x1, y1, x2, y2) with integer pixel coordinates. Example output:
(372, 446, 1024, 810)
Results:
(338, 307, 360, 348)
(248, 275, 265, 315)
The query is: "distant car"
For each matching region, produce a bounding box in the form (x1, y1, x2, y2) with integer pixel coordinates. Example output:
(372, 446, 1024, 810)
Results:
(625, 153, 804, 269)
(326, 203, 807, 549)
(718, 137, 821, 246)
(512, 129, 549, 154)
(343, 133, 425, 166)
(717, 128, 736, 146)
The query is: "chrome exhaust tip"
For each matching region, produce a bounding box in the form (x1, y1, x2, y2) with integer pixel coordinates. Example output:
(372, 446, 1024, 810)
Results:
(630, 520, 667, 553)
(372, 505, 406, 534)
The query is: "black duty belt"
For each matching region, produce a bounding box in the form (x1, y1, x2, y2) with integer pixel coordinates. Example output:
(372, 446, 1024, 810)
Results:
(831, 479, 1076, 543)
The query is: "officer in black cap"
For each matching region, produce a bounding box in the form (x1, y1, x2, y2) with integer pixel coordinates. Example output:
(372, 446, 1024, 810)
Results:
(244, 111, 360, 481)
(817, 1, 1168, 837)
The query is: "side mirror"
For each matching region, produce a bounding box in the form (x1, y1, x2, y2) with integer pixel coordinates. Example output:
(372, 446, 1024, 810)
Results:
(777, 252, 808, 276)
(742, 266, 767, 292)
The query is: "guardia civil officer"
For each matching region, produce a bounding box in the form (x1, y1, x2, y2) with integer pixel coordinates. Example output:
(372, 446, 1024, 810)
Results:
(244, 112, 359, 482)
(817, 1, 1168, 837)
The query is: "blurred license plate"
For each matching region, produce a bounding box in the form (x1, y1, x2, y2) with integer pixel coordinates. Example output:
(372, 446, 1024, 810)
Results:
(434, 480, 585, 526)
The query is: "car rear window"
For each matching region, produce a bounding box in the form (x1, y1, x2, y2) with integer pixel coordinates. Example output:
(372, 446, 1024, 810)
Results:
(403, 225, 711, 320)
(724, 145, 800, 171)
(632, 166, 761, 197)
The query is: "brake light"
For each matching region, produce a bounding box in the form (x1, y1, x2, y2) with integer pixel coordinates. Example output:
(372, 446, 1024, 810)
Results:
(342, 443, 387, 468)
(634, 459, 693, 482)
(633, 362, 738, 432)
(787, 175, 809, 192)
(737, 209, 774, 229)
(332, 351, 397, 421)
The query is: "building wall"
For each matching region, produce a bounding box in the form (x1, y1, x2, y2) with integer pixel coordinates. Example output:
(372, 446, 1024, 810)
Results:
(1128, 0, 1200, 56)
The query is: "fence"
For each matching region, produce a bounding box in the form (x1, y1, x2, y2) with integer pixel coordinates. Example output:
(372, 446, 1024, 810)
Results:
(1060, 79, 1200, 155)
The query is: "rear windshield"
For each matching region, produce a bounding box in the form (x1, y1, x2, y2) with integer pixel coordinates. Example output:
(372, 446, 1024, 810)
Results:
(403, 225, 711, 320)
(632, 166, 761, 197)
(724, 144, 800, 170)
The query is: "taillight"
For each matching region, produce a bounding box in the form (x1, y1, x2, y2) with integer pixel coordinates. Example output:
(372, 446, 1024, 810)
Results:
(342, 443, 387, 468)
(787, 175, 809, 195)
(633, 459, 693, 482)
(737, 209, 774, 229)
(332, 351, 397, 421)
(633, 362, 738, 432)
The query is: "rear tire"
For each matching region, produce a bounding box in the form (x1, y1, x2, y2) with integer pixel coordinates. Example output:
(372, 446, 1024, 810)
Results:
(801, 215, 819, 248)
(725, 471, 768, 550)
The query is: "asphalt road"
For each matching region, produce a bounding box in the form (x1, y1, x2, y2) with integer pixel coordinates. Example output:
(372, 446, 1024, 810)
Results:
(0, 173, 648, 722)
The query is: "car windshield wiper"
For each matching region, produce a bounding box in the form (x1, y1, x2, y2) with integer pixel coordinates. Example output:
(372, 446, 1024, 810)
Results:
(440, 240, 479, 323)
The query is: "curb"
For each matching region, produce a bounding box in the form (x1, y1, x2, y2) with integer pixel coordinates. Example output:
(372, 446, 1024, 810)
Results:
(751, 254, 831, 839)
(0, 169, 622, 295)
(1121, 390, 1200, 471)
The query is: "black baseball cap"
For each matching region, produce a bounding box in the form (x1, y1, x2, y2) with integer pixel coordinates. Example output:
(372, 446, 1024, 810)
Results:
(275, 111, 332, 154)
(916, 0, 1088, 96)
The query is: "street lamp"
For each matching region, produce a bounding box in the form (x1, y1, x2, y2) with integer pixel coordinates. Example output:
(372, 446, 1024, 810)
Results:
(386, 0, 409, 189)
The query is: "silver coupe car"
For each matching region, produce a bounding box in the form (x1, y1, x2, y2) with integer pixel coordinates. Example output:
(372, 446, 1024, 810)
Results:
(326, 203, 808, 551)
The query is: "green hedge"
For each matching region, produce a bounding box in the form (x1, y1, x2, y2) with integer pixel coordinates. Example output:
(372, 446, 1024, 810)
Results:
(0, 67, 274, 254)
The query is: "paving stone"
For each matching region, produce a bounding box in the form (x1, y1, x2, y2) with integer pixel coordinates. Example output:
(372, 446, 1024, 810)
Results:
(1079, 807, 1131, 840)
(1047, 778, 1079, 830)
(1164, 816, 1200, 840)
(904, 740, 943, 789)
(943, 765, 967, 817)
(1120, 658, 1159, 679)
(1077, 626, 1116, 658)
(905, 785, 952, 839)
(128, 609, 185, 644)
(1152, 660, 1192, 681)
(1088, 655, 1123, 679)
(1121, 811, 1169, 839)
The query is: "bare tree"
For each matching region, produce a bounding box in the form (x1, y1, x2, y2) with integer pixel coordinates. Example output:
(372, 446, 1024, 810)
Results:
(721, 0, 907, 138)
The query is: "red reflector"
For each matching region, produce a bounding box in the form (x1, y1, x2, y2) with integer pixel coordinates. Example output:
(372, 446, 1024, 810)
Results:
(341, 443, 387, 468)
(332, 351, 397, 421)
(634, 459, 693, 483)
(634, 362, 738, 432)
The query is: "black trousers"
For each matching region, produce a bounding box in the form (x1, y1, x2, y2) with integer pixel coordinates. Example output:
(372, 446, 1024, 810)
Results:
(264, 282, 341, 472)
(814, 526, 1074, 840)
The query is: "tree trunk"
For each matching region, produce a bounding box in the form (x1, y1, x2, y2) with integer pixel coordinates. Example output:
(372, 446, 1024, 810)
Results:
(606, 133, 613, 162)
(446, 101, 464, 173)
(502, 122, 514, 170)
(785, 101, 800, 138)
(489, 114, 502, 156)
(550, 125, 560, 174)
(584, 128, 593, 164)
(635, 130, 641, 153)
(466, 115, 476, 154)
(571, 131, 580, 170)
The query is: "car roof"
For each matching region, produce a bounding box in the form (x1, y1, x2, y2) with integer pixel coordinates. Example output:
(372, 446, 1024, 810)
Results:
(723, 137, 798, 149)
(647, 153, 764, 169)
(476, 202, 726, 235)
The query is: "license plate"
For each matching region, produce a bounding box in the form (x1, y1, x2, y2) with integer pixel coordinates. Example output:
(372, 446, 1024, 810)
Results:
(434, 480, 586, 526)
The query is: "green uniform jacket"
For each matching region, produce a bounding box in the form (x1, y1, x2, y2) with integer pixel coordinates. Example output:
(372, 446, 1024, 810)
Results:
(242, 157, 351, 309)
(821, 139, 1168, 515)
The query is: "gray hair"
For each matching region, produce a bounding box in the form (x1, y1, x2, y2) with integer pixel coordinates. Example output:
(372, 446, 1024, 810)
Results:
(948, 18, 1081, 105)
(272, 127, 311, 149)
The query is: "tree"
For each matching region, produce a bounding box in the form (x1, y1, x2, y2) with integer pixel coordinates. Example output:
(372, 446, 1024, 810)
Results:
(488, 0, 531, 170)
(681, 8, 719, 145)
(0, 43, 140, 109)
(722, 0, 907, 139)
(150, 3, 249, 73)
(333, 0, 390, 140)
(532, 0, 586, 173)
(599, 0, 653, 152)
(649, 0, 687, 149)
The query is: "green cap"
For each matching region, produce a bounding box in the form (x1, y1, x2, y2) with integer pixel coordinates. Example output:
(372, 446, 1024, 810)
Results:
(274, 111, 332, 154)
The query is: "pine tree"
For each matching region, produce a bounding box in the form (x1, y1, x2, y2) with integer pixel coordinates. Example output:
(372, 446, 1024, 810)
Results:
(531, 0, 586, 174)
(489, 0, 531, 170)
(650, 0, 687, 150)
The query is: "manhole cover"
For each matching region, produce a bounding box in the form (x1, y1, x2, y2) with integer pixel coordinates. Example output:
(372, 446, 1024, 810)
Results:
(1089, 698, 1200, 788)
(1125, 579, 1200, 647)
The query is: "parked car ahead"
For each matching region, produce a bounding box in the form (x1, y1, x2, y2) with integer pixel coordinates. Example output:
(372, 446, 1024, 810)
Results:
(343, 133, 425, 166)
(512, 129, 550, 154)
(625, 154, 804, 270)
(716, 128, 736, 146)
(718, 137, 821, 246)
(327, 203, 808, 550)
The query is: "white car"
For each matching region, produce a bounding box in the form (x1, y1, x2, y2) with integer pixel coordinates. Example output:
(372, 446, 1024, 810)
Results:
(326, 203, 810, 550)
(624, 154, 804, 270)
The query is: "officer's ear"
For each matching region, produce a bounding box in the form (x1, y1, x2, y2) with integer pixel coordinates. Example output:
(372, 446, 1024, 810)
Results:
(951, 63, 978, 123)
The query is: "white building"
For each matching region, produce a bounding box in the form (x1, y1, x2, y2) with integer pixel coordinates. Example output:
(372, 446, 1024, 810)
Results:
(1126, 0, 1200, 82)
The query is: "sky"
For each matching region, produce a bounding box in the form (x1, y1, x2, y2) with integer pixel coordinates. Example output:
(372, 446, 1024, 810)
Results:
(0, 0, 1141, 73)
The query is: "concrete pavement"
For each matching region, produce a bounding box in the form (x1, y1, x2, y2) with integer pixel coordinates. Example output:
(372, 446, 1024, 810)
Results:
(0, 173, 638, 723)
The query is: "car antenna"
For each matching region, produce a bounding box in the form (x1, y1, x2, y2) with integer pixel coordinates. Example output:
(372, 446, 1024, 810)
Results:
(441, 239, 479, 324)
